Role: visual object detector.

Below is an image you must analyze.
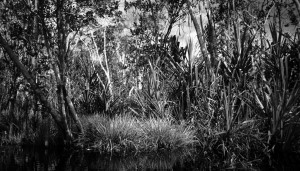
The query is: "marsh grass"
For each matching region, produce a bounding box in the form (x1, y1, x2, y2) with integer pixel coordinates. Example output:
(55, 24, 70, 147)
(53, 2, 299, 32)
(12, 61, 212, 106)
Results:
(77, 114, 196, 153)
(141, 117, 196, 150)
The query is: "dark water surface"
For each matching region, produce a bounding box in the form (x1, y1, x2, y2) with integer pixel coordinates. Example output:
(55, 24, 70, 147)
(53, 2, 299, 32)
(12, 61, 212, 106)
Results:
(1, 146, 300, 170)
(0, 146, 198, 171)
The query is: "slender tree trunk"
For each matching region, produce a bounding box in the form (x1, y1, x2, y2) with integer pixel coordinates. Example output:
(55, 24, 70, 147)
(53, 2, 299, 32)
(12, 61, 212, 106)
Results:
(33, 0, 39, 39)
(206, 7, 217, 67)
(52, 60, 73, 140)
(8, 90, 17, 138)
(64, 86, 83, 133)
(91, 27, 113, 98)
(186, 84, 191, 118)
(186, 0, 209, 66)
(102, 27, 113, 98)
(31, 0, 39, 68)
(55, 0, 73, 140)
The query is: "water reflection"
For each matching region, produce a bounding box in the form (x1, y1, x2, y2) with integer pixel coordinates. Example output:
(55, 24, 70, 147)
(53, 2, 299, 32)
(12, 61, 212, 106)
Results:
(2, 146, 300, 170)
(0, 147, 63, 171)
(0, 147, 194, 171)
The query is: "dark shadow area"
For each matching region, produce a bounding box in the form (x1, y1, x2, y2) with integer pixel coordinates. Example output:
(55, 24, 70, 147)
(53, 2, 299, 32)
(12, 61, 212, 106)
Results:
(1, 146, 300, 170)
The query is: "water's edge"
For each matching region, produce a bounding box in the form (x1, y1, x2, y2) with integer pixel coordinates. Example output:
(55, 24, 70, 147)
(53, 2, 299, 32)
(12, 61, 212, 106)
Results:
(1, 146, 300, 170)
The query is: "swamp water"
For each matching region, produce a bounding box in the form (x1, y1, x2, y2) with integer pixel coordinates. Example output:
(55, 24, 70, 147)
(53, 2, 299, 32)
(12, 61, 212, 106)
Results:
(1, 146, 300, 170)
(0, 147, 198, 171)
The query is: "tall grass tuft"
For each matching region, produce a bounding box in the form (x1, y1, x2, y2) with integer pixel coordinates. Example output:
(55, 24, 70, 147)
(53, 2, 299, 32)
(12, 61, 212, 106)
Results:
(76, 114, 196, 153)
(141, 117, 196, 150)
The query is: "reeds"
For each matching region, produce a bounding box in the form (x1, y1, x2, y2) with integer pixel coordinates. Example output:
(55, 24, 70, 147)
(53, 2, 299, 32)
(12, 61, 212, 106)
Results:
(247, 22, 300, 153)
(169, 1, 300, 167)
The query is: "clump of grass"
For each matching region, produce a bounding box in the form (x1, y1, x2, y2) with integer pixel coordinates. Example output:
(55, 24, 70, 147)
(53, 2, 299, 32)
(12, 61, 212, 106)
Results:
(78, 114, 141, 152)
(141, 117, 196, 151)
(76, 114, 196, 154)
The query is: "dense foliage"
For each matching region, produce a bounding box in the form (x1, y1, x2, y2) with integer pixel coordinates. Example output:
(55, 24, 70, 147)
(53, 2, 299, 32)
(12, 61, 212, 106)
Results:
(1, 0, 300, 169)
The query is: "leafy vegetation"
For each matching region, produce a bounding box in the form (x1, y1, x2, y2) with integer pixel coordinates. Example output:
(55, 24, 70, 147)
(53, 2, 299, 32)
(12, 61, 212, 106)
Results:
(0, 0, 300, 169)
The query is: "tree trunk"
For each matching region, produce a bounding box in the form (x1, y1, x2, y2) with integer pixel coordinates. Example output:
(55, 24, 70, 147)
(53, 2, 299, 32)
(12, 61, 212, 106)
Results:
(58, 84, 73, 140)
(0, 35, 67, 138)
(64, 87, 83, 133)
(55, 0, 74, 140)
(186, 0, 209, 66)
(8, 84, 17, 139)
